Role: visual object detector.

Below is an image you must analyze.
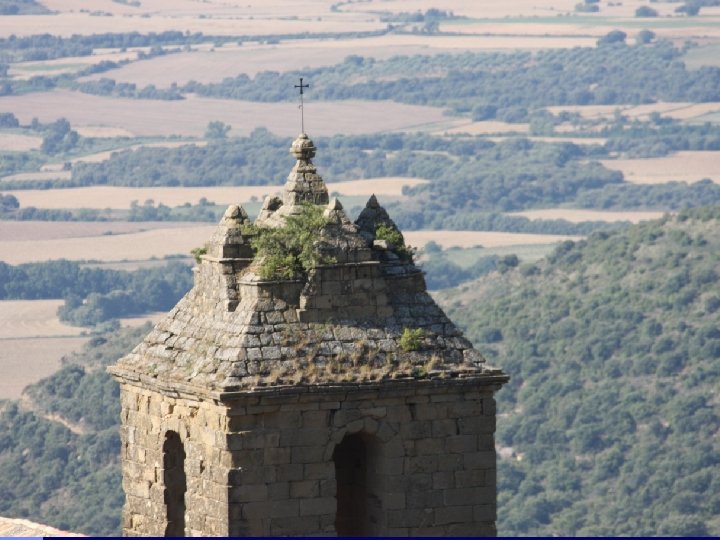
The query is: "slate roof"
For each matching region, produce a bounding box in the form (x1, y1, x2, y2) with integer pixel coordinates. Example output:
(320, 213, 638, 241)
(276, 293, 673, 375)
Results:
(110, 133, 507, 396)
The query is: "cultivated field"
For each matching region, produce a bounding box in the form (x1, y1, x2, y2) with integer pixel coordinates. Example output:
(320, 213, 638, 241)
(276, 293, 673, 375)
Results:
(0, 220, 200, 242)
(5, 178, 428, 210)
(0, 299, 89, 400)
(547, 102, 720, 122)
(0, 337, 89, 399)
(0, 225, 214, 264)
(0, 133, 42, 151)
(601, 151, 720, 184)
(0, 300, 84, 340)
(80, 33, 600, 89)
(509, 209, 667, 223)
(9, 50, 140, 80)
(0, 90, 449, 137)
(0, 12, 383, 38)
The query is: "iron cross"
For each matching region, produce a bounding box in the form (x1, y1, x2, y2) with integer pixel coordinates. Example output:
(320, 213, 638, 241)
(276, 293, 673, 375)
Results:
(294, 77, 309, 133)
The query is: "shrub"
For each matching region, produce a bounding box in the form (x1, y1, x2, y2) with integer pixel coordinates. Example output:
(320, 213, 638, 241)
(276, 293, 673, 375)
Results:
(400, 327, 425, 351)
(252, 203, 335, 280)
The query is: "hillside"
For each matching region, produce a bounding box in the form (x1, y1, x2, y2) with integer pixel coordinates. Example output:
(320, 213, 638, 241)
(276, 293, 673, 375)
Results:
(438, 206, 720, 536)
(0, 325, 151, 536)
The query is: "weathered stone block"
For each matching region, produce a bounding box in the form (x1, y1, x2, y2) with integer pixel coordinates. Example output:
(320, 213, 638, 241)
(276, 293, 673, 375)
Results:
(299, 497, 336, 516)
(434, 505, 473, 526)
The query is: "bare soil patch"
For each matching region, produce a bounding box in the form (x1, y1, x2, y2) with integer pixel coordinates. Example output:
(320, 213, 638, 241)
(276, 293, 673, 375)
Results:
(5, 178, 427, 210)
(0, 90, 449, 137)
(509, 208, 666, 223)
(600, 151, 720, 184)
(403, 230, 580, 249)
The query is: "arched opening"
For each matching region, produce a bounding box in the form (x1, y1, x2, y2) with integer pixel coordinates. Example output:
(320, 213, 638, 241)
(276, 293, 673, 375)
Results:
(163, 431, 186, 537)
(333, 433, 381, 536)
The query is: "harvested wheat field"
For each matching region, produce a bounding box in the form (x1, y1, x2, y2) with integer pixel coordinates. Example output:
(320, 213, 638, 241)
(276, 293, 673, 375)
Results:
(403, 230, 580, 249)
(509, 208, 666, 223)
(40, 0, 355, 19)
(0, 90, 448, 137)
(0, 220, 200, 242)
(601, 151, 720, 184)
(0, 12, 383, 39)
(0, 133, 42, 151)
(0, 225, 215, 264)
(5, 178, 427, 210)
(0, 300, 84, 340)
(0, 337, 89, 400)
(0, 299, 88, 400)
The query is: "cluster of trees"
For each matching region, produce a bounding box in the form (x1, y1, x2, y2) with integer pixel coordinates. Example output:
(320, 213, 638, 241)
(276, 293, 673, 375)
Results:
(0, 325, 153, 535)
(441, 206, 720, 535)
(179, 41, 720, 114)
(0, 31, 207, 63)
(0, 0, 50, 15)
(675, 0, 720, 15)
(74, 77, 184, 100)
(0, 259, 193, 326)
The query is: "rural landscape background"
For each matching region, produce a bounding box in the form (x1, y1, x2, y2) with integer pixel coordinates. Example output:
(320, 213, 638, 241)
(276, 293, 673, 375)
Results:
(0, 0, 718, 535)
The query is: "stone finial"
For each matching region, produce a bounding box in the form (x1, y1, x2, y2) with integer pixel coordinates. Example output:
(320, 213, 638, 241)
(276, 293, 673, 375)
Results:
(221, 204, 249, 224)
(290, 133, 316, 161)
(206, 204, 253, 259)
(355, 194, 399, 243)
(283, 133, 329, 207)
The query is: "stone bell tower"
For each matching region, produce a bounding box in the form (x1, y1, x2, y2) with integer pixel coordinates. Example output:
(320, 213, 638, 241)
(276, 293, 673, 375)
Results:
(109, 132, 508, 537)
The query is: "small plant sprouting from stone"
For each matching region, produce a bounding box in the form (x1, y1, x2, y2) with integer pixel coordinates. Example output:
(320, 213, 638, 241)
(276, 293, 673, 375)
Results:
(191, 246, 207, 263)
(400, 327, 425, 352)
(375, 222, 415, 260)
(251, 203, 336, 280)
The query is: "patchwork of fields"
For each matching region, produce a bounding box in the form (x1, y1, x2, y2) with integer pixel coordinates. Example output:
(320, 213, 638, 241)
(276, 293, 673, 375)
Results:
(0, 0, 719, 414)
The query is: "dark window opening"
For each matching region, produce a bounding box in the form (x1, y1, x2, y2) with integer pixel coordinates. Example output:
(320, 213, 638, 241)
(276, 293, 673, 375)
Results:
(163, 431, 186, 537)
(333, 433, 368, 537)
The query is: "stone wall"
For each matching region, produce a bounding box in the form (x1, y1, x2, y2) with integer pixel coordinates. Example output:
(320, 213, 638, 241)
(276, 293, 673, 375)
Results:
(118, 378, 501, 536)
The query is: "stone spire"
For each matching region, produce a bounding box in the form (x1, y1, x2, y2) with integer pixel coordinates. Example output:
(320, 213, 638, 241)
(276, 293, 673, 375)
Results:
(256, 133, 330, 227)
(283, 133, 329, 207)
